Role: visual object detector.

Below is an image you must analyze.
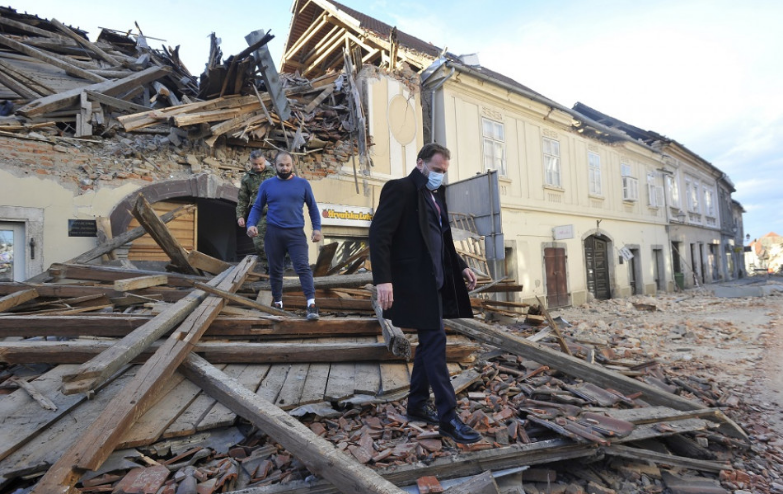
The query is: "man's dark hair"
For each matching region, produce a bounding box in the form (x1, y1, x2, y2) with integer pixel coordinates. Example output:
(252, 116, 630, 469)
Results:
(274, 150, 294, 163)
(417, 143, 450, 162)
(250, 150, 266, 160)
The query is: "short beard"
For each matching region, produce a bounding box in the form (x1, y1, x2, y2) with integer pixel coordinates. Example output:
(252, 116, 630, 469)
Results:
(277, 171, 293, 180)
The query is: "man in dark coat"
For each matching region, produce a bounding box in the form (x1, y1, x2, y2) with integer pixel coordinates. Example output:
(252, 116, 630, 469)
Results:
(369, 143, 481, 444)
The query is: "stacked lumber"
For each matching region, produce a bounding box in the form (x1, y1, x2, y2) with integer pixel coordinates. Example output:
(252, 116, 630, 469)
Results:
(0, 7, 197, 137)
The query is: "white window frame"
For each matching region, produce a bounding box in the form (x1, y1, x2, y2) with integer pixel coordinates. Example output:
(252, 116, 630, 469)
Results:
(482, 118, 506, 176)
(588, 152, 602, 195)
(666, 174, 680, 208)
(621, 163, 639, 201)
(543, 137, 561, 187)
(704, 188, 715, 217)
(686, 178, 701, 213)
(647, 172, 662, 207)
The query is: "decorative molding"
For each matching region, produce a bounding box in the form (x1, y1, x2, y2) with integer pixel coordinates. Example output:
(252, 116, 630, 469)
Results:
(542, 128, 559, 139)
(481, 106, 503, 121)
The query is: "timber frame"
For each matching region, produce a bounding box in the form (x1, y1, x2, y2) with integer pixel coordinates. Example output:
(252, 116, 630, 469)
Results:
(281, 0, 440, 77)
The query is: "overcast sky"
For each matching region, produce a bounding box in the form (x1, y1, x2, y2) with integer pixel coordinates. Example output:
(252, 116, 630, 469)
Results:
(19, 0, 783, 241)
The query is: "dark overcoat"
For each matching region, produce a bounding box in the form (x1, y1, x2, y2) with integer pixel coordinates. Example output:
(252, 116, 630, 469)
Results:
(369, 168, 473, 329)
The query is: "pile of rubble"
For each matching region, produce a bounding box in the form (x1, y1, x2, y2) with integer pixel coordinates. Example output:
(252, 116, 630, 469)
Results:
(0, 7, 370, 194)
(1, 211, 779, 494)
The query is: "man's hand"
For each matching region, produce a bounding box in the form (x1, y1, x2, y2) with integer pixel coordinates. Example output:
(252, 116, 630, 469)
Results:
(311, 230, 322, 242)
(247, 226, 258, 238)
(462, 267, 477, 291)
(376, 283, 394, 310)
(237, 217, 246, 228)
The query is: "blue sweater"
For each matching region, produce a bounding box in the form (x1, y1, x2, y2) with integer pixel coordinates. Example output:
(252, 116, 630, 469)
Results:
(247, 176, 321, 231)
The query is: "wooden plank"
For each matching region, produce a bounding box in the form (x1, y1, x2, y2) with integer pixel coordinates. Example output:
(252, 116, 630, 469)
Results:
(194, 281, 292, 318)
(85, 90, 150, 113)
(603, 444, 729, 472)
(0, 314, 386, 339)
(0, 367, 138, 480)
(179, 354, 406, 494)
(49, 262, 204, 287)
(353, 336, 381, 396)
(298, 338, 330, 405)
(117, 372, 192, 448)
(113, 274, 168, 292)
(324, 336, 356, 401)
(275, 362, 310, 409)
(0, 339, 479, 365)
(50, 18, 122, 67)
(17, 65, 170, 118)
(443, 471, 500, 494)
(0, 365, 85, 462)
(131, 195, 200, 275)
(187, 250, 231, 275)
(0, 34, 106, 83)
(30, 258, 255, 494)
(250, 271, 373, 292)
(327, 246, 369, 276)
(379, 362, 410, 395)
(68, 204, 194, 264)
(197, 364, 270, 431)
(256, 363, 291, 404)
(0, 288, 38, 312)
(59, 268, 232, 395)
(0, 283, 186, 303)
(312, 242, 339, 277)
(161, 364, 227, 439)
(8, 377, 57, 411)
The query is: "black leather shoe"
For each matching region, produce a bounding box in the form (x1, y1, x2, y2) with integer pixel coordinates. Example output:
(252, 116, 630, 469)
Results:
(406, 404, 439, 425)
(439, 417, 482, 444)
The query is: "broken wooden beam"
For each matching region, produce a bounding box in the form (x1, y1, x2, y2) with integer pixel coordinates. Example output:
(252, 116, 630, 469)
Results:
(186, 250, 231, 275)
(50, 18, 122, 67)
(193, 281, 292, 318)
(113, 274, 168, 292)
(8, 377, 57, 411)
(0, 315, 384, 339)
(0, 288, 38, 312)
(0, 282, 187, 303)
(535, 296, 572, 356)
(132, 194, 200, 275)
(49, 262, 205, 287)
(0, 34, 106, 83)
(69, 204, 195, 264)
(0, 338, 478, 365)
(17, 65, 171, 118)
(30, 257, 255, 494)
(59, 269, 232, 395)
(371, 287, 410, 359)
(250, 271, 373, 292)
(180, 353, 406, 494)
(445, 318, 748, 440)
(603, 444, 730, 472)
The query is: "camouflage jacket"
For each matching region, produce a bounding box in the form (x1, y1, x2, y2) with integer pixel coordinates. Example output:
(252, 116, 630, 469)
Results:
(236, 166, 275, 220)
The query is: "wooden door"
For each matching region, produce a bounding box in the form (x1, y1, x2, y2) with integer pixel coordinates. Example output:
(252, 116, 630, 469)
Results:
(585, 236, 610, 299)
(544, 247, 568, 307)
(126, 200, 197, 261)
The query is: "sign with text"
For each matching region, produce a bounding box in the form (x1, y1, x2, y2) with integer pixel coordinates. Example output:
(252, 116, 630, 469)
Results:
(68, 219, 97, 237)
(619, 246, 634, 261)
(320, 203, 374, 227)
(552, 224, 574, 240)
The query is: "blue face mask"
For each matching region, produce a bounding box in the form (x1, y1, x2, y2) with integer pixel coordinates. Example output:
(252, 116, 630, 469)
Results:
(426, 171, 444, 190)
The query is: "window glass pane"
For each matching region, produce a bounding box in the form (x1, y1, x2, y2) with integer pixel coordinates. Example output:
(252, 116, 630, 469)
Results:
(0, 229, 14, 282)
(482, 119, 493, 136)
(621, 164, 631, 176)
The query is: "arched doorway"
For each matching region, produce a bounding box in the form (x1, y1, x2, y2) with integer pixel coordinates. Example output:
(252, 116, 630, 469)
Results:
(584, 234, 611, 300)
(109, 174, 252, 262)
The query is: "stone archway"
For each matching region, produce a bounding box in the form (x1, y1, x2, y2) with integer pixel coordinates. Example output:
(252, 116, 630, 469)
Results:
(109, 173, 245, 261)
(109, 173, 238, 235)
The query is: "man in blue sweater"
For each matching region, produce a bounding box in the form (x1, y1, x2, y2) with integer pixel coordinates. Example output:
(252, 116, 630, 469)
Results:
(247, 151, 322, 320)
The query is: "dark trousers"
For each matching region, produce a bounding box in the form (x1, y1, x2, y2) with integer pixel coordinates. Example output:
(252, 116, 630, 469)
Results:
(264, 224, 315, 302)
(408, 307, 457, 423)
